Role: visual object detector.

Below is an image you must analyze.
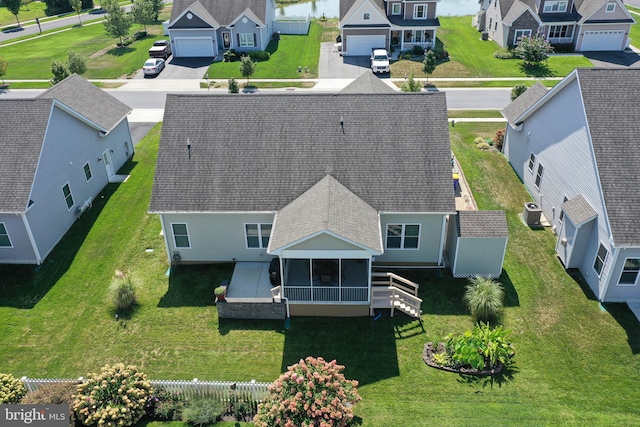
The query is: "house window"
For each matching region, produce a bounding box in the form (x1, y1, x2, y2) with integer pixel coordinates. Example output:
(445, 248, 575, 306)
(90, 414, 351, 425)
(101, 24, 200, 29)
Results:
(619, 258, 640, 285)
(245, 223, 272, 249)
(489, 18, 493, 29)
(392, 3, 401, 14)
(239, 33, 255, 47)
(534, 164, 544, 189)
(494, 21, 497, 30)
(363, 12, 370, 20)
(558, 196, 568, 223)
(62, 183, 74, 210)
(593, 243, 608, 276)
(413, 4, 427, 19)
(514, 29, 532, 44)
(548, 25, 573, 38)
(0, 223, 12, 247)
(543, 1, 567, 12)
(386, 224, 420, 249)
(528, 153, 536, 172)
(606, 3, 615, 12)
(83, 162, 92, 182)
(171, 223, 191, 248)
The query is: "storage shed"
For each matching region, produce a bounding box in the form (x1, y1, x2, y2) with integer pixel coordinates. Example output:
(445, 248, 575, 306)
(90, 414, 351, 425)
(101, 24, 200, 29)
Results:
(447, 211, 508, 278)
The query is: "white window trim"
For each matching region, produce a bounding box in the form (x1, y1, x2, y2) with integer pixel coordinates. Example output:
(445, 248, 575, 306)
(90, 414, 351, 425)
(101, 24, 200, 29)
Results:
(413, 4, 427, 19)
(0, 222, 13, 248)
(618, 258, 640, 286)
(605, 3, 616, 12)
(244, 223, 272, 249)
(558, 196, 568, 223)
(514, 29, 532, 45)
(83, 162, 93, 183)
(528, 153, 536, 172)
(363, 12, 370, 20)
(239, 33, 254, 48)
(534, 163, 544, 189)
(171, 222, 191, 249)
(543, 1, 568, 12)
(385, 223, 421, 250)
(62, 182, 74, 211)
(548, 25, 574, 39)
(392, 3, 401, 15)
(593, 243, 608, 277)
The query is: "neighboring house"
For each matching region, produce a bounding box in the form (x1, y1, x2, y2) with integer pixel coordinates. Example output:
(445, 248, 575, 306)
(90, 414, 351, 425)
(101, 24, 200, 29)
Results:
(502, 68, 640, 303)
(0, 74, 133, 265)
(476, 0, 634, 51)
(167, 0, 276, 58)
(339, 0, 439, 56)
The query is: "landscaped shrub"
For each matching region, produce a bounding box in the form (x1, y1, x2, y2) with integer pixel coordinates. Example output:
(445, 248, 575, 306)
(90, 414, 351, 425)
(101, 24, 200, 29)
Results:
(476, 142, 490, 150)
(401, 74, 421, 92)
(464, 275, 504, 322)
(182, 398, 224, 426)
(228, 77, 239, 93)
(0, 373, 26, 404)
(109, 269, 137, 311)
(254, 356, 361, 427)
(444, 323, 514, 370)
(551, 42, 574, 53)
(223, 49, 237, 62)
(72, 363, 152, 427)
(511, 84, 527, 101)
(21, 382, 77, 426)
(145, 387, 188, 421)
(493, 48, 515, 59)
(412, 45, 425, 56)
(245, 50, 270, 61)
(493, 128, 505, 151)
(473, 136, 485, 144)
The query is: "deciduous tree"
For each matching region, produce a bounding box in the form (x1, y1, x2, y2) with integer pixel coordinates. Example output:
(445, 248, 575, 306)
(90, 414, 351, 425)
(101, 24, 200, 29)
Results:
(69, 0, 83, 26)
(511, 83, 527, 100)
(0, 57, 8, 86)
(514, 35, 553, 66)
(5, 0, 22, 27)
(422, 49, 437, 85)
(131, 0, 155, 32)
(103, 0, 132, 46)
(239, 55, 256, 84)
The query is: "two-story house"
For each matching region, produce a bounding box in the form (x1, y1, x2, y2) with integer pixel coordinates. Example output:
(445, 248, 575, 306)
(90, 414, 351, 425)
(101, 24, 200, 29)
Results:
(340, 0, 440, 56)
(476, 0, 634, 51)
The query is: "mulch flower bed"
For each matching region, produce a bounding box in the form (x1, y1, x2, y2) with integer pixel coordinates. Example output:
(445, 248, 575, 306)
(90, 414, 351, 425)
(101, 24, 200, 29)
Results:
(422, 342, 505, 377)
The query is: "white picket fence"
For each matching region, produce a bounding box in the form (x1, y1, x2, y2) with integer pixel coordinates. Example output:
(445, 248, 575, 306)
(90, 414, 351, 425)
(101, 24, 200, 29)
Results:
(20, 376, 270, 401)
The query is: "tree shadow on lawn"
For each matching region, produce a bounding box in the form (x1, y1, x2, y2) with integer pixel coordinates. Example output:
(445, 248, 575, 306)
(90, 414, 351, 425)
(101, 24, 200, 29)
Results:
(566, 268, 640, 354)
(456, 364, 518, 391)
(158, 263, 234, 308)
(108, 46, 135, 57)
(280, 314, 406, 387)
(0, 183, 120, 309)
(518, 62, 554, 77)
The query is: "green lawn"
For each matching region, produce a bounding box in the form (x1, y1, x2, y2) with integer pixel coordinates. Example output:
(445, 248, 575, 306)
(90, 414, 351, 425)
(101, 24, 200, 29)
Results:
(627, 6, 640, 48)
(2, 122, 640, 425)
(0, 1, 49, 27)
(392, 15, 594, 79)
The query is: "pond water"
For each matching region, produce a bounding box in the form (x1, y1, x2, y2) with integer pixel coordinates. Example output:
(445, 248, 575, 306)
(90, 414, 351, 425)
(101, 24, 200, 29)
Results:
(276, 0, 480, 18)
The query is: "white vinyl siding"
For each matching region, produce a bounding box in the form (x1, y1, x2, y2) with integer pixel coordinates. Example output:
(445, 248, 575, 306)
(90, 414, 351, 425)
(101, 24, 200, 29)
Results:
(618, 258, 640, 285)
(593, 243, 608, 276)
(0, 223, 12, 247)
(172, 223, 191, 248)
(386, 224, 420, 249)
(62, 183, 74, 210)
(245, 223, 272, 249)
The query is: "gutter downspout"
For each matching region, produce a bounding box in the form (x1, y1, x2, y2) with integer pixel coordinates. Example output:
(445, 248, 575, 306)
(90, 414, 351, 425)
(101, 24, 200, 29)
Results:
(158, 214, 171, 265)
(20, 213, 42, 265)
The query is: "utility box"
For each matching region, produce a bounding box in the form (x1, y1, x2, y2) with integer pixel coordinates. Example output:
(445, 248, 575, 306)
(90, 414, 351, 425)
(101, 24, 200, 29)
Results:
(523, 202, 542, 226)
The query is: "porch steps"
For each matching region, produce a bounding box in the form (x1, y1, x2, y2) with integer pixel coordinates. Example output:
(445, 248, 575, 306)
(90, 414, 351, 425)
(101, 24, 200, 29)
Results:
(370, 286, 422, 319)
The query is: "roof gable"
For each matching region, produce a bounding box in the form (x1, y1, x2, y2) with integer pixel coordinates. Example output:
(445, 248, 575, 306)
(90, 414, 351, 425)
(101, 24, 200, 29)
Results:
(562, 194, 597, 226)
(229, 8, 264, 27)
(456, 210, 509, 238)
(576, 0, 633, 23)
(169, 2, 219, 28)
(170, 0, 270, 26)
(502, 82, 548, 125)
(341, 0, 387, 23)
(502, 0, 540, 25)
(340, 71, 396, 94)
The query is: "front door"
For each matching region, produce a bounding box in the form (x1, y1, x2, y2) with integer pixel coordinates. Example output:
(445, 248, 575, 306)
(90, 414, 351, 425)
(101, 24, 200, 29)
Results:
(102, 150, 115, 179)
(222, 32, 231, 49)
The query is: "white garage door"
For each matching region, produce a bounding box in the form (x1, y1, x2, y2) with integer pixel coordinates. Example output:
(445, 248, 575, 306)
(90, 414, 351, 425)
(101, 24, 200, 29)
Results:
(581, 30, 625, 51)
(345, 35, 386, 56)
(174, 37, 215, 57)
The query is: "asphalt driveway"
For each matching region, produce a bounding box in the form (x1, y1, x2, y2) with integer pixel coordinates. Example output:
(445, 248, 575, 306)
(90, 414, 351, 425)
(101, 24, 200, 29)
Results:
(582, 50, 640, 68)
(136, 57, 213, 79)
(318, 42, 373, 79)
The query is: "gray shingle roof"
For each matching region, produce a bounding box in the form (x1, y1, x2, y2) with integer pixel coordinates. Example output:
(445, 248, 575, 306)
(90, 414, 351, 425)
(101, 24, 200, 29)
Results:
(502, 0, 537, 25)
(268, 175, 382, 253)
(0, 99, 52, 213)
(340, 71, 396, 94)
(38, 74, 131, 132)
(577, 68, 640, 246)
(170, 0, 269, 26)
(456, 210, 509, 238)
(171, 1, 219, 27)
(340, 0, 385, 20)
(562, 194, 596, 226)
(149, 92, 455, 214)
(502, 82, 547, 124)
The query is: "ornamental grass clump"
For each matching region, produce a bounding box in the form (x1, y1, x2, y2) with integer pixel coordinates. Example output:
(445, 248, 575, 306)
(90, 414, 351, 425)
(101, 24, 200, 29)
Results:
(109, 270, 137, 311)
(0, 373, 26, 404)
(254, 356, 361, 427)
(72, 363, 152, 427)
(464, 275, 504, 323)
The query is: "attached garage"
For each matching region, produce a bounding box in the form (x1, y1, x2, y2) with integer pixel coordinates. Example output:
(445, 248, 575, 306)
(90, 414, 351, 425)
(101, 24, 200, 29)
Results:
(344, 35, 386, 56)
(580, 30, 625, 51)
(173, 37, 215, 57)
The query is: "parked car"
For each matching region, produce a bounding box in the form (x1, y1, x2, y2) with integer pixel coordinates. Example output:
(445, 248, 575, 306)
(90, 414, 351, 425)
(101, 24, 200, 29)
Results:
(371, 49, 390, 74)
(149, 40, 172, 59)
(143, 58, 165, 76)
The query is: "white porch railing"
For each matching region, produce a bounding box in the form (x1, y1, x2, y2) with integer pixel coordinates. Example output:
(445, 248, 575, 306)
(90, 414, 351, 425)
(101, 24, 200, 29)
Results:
(370, 286, 422, 318)
(282, 286, 368, 302)
(371, 272, 419, 296)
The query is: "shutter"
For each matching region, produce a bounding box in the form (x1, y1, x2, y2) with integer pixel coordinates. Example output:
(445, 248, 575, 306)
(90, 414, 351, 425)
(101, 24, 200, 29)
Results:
(253, 33, 257, 47)
(237, 34, 240, 46)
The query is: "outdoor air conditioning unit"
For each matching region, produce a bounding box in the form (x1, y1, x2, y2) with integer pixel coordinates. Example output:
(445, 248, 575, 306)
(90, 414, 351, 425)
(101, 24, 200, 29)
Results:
(523, 202, 542, 226)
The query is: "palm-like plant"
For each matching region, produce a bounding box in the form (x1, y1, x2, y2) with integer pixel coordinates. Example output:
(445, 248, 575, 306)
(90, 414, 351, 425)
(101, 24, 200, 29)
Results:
(464, 276, 504, 322)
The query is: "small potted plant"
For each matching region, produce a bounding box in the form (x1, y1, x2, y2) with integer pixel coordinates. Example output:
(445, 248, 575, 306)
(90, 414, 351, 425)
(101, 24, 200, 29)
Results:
(214, 286, 226, 302)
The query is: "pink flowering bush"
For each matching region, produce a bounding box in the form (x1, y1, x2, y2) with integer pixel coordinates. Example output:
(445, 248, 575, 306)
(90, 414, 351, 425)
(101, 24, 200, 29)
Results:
(72, 363, 152, 427)
(254, 356, 361, 427)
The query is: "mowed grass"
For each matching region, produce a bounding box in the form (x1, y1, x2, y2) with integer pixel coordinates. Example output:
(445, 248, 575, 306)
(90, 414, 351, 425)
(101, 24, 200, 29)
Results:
(391, 15, 594, 79)
(0, 2, 49, 27)
(2, 121, 640, 425)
